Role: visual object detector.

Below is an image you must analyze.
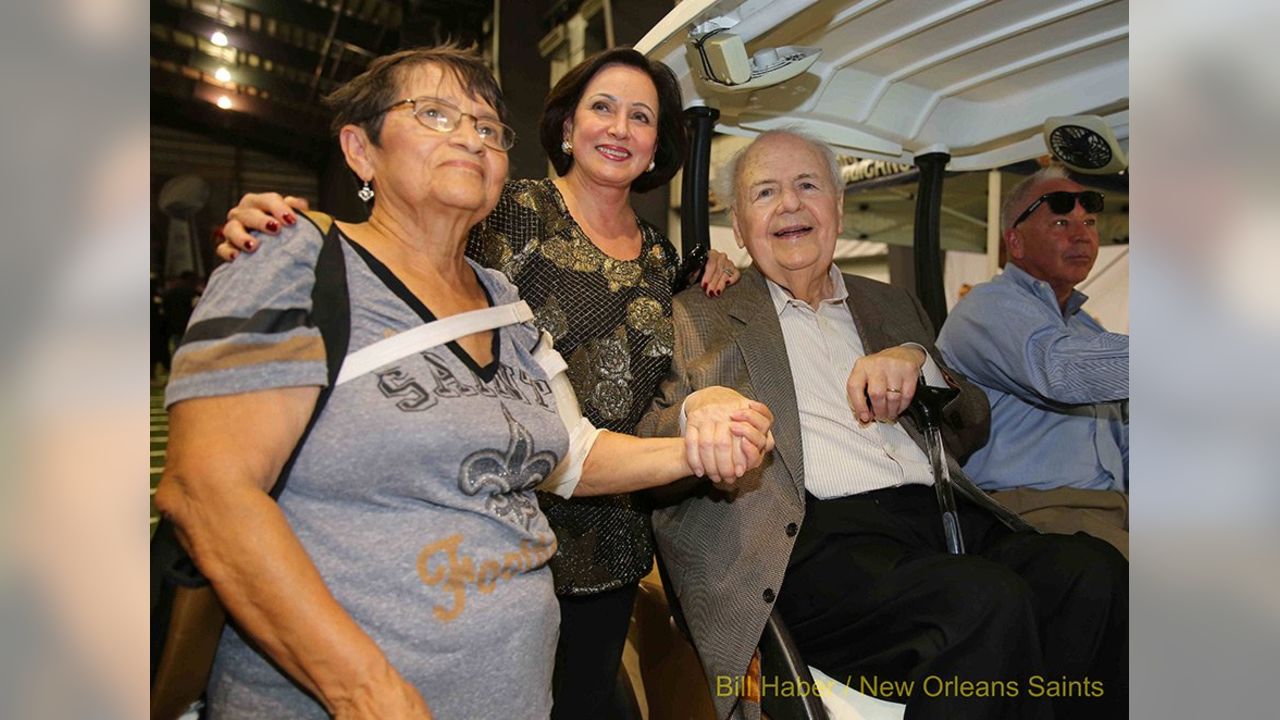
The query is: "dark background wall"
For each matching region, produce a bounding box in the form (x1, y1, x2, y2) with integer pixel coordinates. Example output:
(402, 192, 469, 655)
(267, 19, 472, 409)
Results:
(497, 0, 555, 189)
(318, 1, 675, 230)
(154, 1, 679, 271)
(608, 1, 677, 235)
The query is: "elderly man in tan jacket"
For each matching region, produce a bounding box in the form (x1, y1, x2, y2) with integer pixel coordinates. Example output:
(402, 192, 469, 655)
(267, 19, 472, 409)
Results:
(639, 130, 1128, 720)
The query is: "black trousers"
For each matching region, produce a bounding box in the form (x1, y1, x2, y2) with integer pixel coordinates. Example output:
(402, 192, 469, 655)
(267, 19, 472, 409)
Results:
(777, 485, 1127, 720)
(549, 581, 640, 720)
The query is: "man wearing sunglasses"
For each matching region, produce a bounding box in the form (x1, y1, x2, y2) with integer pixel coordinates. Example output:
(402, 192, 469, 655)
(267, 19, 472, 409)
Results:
(937, 165, 1129, 557)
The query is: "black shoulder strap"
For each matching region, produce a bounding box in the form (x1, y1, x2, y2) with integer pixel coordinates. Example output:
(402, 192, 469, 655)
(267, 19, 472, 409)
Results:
(268, 220, 350, 499)
(152, 220, 348, 595)
(150, 221, 351, 687)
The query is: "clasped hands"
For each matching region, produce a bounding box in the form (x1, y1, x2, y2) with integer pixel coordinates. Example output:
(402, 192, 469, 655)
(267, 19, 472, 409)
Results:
(681, 387, 776, 489)
(678, 344, 928, 488)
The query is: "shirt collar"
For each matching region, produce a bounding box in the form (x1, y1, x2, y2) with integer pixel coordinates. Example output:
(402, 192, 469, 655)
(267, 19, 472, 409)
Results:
(766, 263, 848, 316)
(1002, 262, 1089, 317)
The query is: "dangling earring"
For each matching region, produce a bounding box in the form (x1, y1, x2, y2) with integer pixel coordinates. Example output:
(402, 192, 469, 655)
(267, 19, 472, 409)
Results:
(561, 139, 573, 155)
(357, 180, 374, 202)
(647, 159, 656, 172)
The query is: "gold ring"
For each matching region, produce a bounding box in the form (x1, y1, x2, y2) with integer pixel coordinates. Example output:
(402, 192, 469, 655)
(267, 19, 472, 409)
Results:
(887, 388, 902, 394)
(721, 266, 735, 276)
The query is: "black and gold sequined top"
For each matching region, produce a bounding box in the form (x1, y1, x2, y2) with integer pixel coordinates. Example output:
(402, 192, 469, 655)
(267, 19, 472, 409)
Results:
(467, 178, 678, 595)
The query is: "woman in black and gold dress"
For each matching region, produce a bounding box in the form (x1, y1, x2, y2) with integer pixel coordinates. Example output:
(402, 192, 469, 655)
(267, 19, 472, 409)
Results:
(474, 49, 750, 719)
(220, 48, 741, 720)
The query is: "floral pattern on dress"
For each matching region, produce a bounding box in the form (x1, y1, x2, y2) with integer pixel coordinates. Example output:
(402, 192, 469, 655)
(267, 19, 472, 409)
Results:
(534, 294, 569, 341)
(566, 325, 633, 423)
(464, 178, 680, 593)
(627, 297, 674, 358)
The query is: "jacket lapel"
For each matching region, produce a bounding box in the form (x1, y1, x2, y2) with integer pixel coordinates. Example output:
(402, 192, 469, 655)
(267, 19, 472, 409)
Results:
(727, 267, 805, 498)
(842, 276, 1032, 531)
(843, 274, 890, 353)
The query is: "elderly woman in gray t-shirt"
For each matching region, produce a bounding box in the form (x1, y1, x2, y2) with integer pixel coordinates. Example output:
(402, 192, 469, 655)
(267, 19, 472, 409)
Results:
(156, 46, 771, 720)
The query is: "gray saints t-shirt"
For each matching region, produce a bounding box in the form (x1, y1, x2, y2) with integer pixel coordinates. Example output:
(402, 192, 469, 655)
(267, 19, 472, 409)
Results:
(167, 216, 566, 719)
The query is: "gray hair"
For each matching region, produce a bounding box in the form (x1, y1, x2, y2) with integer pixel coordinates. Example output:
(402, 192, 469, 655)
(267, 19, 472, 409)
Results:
(721, 129, 843, 210)
(1000, 164, 1071, 233)
(325, 44, 507, 147)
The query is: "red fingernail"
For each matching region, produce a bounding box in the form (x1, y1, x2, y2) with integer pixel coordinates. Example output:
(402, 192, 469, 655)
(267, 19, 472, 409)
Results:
(283, 213, 297, 225)
(244, 239, 255, 251)
(266, 220, 280, 232)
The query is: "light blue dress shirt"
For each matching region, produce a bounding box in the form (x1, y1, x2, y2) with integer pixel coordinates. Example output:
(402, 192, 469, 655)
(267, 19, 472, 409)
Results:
(937, 263, 1128, 492)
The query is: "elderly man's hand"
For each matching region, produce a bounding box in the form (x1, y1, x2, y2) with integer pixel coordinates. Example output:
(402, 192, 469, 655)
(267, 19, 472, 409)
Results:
(847, 346, 927, 424)
(216, 192, 311, 261)
(683, 386, 775, 488)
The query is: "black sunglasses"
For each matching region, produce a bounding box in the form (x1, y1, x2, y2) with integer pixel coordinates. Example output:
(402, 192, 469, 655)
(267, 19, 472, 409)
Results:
(1012, 190, 1104, 228)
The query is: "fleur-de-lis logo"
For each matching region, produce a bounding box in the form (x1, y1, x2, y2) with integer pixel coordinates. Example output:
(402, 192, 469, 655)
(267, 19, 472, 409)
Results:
(458, 405, 558, 530)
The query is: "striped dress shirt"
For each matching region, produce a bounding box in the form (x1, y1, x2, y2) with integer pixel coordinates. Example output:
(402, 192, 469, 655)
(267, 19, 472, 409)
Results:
(767, 265, 946, 498)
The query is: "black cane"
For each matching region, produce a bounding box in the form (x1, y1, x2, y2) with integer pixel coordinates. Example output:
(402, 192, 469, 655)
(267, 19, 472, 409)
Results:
(906, 384, 966, 554)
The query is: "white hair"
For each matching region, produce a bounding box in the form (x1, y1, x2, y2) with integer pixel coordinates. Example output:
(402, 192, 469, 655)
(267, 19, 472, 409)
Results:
(721, 129, 843, 210)
(1001, 164, 1072, 233)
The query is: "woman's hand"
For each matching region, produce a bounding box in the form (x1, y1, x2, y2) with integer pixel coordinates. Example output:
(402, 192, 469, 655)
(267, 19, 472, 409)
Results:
(329, 664, 433, 720)
(698, 249, 741, 297)
(216, 192, 311, 261)
(682, 386, 775, 487)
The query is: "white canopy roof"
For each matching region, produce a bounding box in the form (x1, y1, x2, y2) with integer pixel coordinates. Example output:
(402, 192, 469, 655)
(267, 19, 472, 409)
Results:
(637, 0, 1129, 171)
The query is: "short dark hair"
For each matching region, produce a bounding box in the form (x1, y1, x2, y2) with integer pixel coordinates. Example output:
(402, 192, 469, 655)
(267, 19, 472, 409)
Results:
(325, 43, 508, 147)
(539, 48, 687, 194)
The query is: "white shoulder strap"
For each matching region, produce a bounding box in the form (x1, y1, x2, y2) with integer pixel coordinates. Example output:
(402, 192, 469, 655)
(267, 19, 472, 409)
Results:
(335, 300, 534, 386)
(531, 329, 601, 499)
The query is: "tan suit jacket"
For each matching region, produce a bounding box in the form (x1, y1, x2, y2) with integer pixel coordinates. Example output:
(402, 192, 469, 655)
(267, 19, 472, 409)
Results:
(637, 265, 1032, 720)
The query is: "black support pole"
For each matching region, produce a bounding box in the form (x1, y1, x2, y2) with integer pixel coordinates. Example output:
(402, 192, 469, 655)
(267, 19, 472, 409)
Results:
(681, 106, 720, 263)
(912, 151, 950, 333)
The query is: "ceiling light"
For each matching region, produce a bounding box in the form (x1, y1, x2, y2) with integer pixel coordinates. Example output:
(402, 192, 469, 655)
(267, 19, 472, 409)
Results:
(211, 30, 229, 47)
(216, 96, 232, 110)
(214, 67, 232, 82)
